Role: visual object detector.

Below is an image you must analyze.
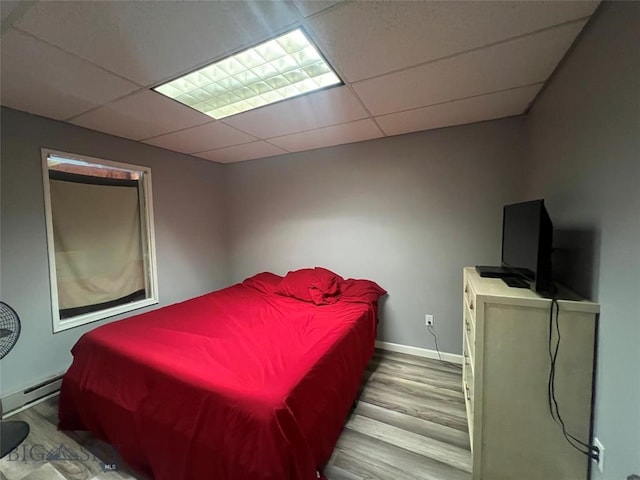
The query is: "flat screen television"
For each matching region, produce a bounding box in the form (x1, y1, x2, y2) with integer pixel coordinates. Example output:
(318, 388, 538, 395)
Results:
(501, 199, 553, 293)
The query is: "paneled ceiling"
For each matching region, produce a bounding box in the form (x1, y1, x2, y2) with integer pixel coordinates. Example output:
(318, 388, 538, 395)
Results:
(1, 1, 599, 164)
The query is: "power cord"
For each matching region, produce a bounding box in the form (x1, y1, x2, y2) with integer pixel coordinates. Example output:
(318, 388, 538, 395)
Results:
(427, 325, 460, 368)
(427, 325, 441, 361)
(547, 298, 599, 461)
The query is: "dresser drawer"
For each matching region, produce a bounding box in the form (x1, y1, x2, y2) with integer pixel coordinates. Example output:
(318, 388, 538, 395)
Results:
(463, 303, 475, 356)
(464, 328, 474, 374)
(464, 277, 477, 322)
(464, 369, 474, 405)
(462, 347, 475, 446)
(463, 330, 474, 398)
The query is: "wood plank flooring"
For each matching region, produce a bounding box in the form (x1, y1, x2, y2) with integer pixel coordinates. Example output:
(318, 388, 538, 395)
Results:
(0, 349, 470, 480)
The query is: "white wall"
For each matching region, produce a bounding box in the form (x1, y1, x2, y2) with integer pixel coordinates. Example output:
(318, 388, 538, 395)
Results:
(0, 107, 229, 397)
(223, 118, 527, 354)
(525, 2, 640, 478)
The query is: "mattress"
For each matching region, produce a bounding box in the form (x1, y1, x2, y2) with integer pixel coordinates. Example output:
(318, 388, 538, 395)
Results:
(58, 280, 378, 479)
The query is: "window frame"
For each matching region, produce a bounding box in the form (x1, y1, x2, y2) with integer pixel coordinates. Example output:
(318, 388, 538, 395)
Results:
(41, 148, 159, 333)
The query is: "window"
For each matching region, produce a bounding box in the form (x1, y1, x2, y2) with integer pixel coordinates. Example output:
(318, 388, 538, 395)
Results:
(153, 28, 342, 119)
(42, 149, 158, 332)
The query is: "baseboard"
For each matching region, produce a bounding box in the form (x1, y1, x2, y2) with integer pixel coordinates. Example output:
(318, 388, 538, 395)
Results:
(1, 373, 64, 417)
(2, 391, 60, 419)
(375, 340, 463, 365)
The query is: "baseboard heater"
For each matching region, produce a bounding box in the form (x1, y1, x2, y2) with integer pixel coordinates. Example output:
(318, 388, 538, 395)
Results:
(1, 373, 64, 417)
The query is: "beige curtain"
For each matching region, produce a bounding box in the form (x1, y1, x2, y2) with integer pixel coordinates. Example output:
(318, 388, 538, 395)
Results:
(50, 177, 145, 312)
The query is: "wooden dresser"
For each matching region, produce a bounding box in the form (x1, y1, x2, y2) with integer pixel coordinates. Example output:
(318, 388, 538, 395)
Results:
(462, 267, 598, 480)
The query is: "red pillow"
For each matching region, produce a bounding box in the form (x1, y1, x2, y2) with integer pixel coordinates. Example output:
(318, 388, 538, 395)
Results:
(276, 267, 343, 305)
(242, 272, 283, 295)
(308, 274, 341, 305)
(340, 278, 387, 304)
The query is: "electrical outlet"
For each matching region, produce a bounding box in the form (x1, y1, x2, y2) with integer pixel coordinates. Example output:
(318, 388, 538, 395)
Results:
(593, 437, 604, 473)
(425, 314, 434, 327)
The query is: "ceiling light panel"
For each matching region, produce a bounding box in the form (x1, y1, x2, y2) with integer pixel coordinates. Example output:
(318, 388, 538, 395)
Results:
(154, 29, 342, 119)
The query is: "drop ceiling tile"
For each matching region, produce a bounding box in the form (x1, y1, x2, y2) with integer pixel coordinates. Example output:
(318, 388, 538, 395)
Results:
(353, 20, 586, 117)
(15, 1, 300, 86)
(0, 30, 140, 121)
(143, 122, 256, 154)
(196, 141, 287, 164)
(307, 0, 598, 82)
(269, 119, 383, 153)
(70, 90, 211, 140)
(293, 1, 341, 18)
(223, 86, 369, 138)
(376, 84, 543, 136)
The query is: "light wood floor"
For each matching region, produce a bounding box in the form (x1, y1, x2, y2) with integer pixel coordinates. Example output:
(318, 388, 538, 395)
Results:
(1, 349, 471, 480)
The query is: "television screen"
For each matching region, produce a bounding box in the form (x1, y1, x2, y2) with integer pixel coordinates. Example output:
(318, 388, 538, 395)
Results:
(501, 199, 553, 293)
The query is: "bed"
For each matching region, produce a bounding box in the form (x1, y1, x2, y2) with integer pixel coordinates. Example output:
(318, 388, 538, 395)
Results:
(58, 268, 385, 480)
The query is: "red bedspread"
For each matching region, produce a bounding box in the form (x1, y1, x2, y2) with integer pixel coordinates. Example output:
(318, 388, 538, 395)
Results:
(58, 282, 377, 479)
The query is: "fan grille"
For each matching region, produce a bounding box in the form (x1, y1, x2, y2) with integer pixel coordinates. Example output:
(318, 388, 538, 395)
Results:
(0, 302, 21, 359)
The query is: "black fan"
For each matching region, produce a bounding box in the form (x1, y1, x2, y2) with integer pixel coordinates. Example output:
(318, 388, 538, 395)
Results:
(1, 302, 30, 458)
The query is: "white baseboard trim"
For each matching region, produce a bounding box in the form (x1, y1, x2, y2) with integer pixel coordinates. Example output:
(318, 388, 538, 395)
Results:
(1, 373, 64, 417)
(375, 340, 463, 365)
(2, 392, 60, 419)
